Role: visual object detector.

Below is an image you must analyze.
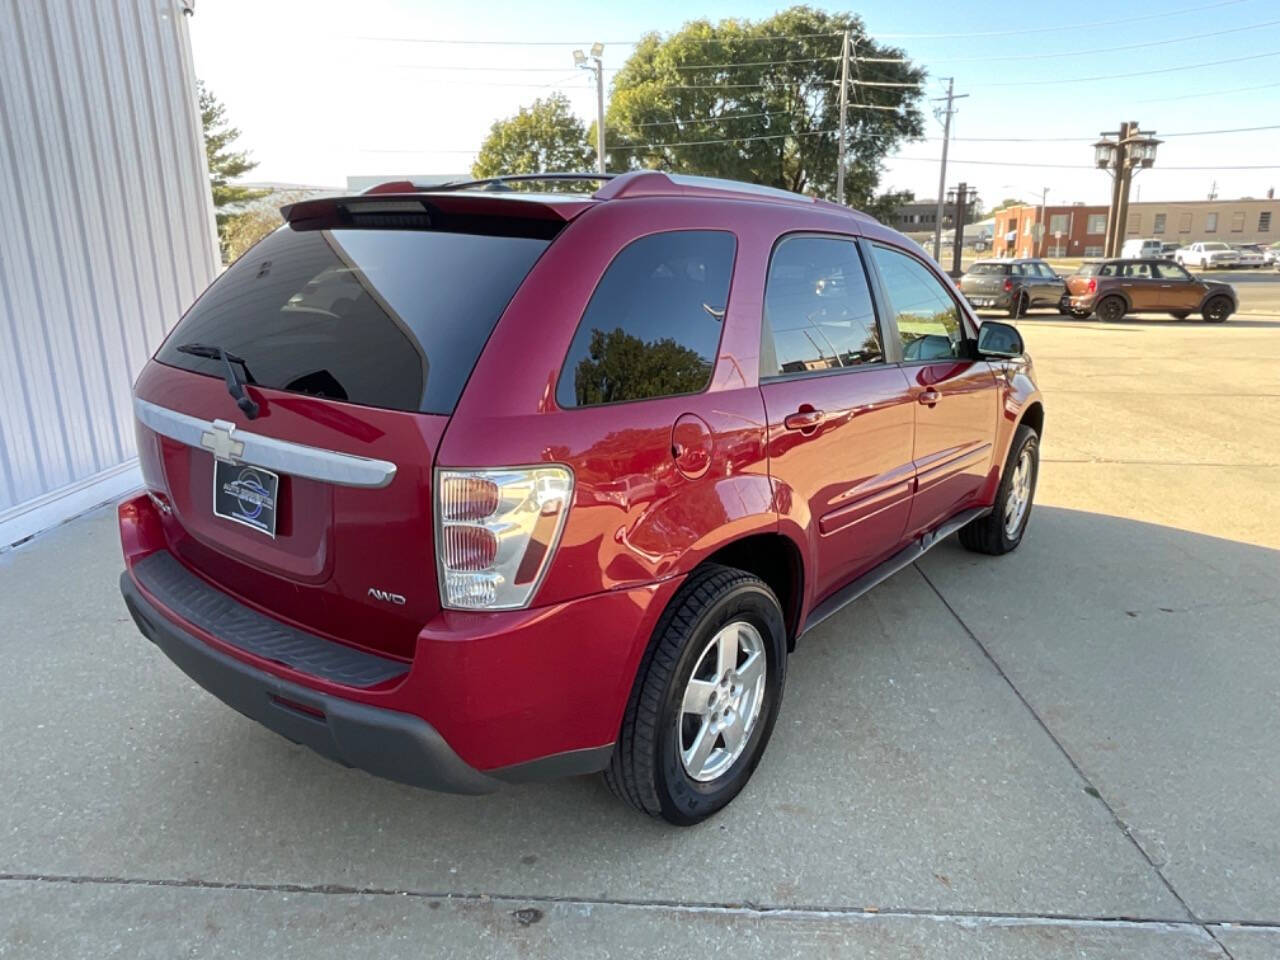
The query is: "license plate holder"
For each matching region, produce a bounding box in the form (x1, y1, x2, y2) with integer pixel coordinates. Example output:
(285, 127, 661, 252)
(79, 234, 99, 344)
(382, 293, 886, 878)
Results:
(213, 459, 280, 537)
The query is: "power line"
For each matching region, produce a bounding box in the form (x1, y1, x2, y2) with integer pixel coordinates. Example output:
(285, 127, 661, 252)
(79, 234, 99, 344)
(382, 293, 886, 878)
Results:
(869, 0, 1248, 38)
(657, 78, 839, 90)
(935, 17, 1280, 62)
(853, 15, 1278, 62)
(1135, 79, 1280, 103)
(390, 56, 843, 74)
(971, 48, 1280, 87)
(936, 123, 1280, 143)
(359, 31, 843, 46)
(392, 63, 602, 73)
(889, 155, 1280, 171)
(611, 128, 841, 152)
(668, 56, 839, 70)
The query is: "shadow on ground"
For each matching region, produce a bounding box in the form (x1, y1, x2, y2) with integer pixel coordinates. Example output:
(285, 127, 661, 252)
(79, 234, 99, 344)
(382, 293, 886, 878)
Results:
(0, 504, 1276, 945)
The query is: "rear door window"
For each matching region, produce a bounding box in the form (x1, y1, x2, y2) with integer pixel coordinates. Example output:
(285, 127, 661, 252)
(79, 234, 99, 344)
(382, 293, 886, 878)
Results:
(156, 226, 549, 414)
(557, 230, 736, 407)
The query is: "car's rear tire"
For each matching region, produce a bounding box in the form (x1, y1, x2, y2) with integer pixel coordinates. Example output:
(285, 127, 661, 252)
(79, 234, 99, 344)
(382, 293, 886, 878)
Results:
(1009, 292, 1027, 319)
(1096, 296, 1126, 323)
(1170, 311, 1190, 320)
(959, 423, 1039, 556)
(604, 564, 787, 826)
(1201, 295, 1233, 323)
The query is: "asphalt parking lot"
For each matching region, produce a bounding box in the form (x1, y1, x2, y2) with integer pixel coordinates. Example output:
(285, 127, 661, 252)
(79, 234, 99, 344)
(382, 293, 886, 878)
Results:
(2, 278, 1278, 958)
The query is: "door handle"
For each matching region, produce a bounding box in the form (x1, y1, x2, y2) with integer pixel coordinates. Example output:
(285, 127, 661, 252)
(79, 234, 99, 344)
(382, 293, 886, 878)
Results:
(918, 388, 941, 407)
(783, 407, 825, 432)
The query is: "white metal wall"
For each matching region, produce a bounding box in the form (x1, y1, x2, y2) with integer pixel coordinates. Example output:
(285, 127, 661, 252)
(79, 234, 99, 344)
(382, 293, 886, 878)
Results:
(0, 0, 218, 547)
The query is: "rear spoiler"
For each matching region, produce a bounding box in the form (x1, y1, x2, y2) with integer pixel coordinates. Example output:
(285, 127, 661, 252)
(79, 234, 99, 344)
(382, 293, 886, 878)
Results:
(280, 192, 593, 239)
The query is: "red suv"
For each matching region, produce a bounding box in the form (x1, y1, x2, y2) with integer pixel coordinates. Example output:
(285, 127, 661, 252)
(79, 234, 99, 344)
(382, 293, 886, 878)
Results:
(119, 172, 1043, 825)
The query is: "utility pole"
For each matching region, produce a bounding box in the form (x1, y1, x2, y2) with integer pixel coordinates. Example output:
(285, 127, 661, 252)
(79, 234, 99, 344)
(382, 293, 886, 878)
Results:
(948, 182, 976, 276)
(932, 78, 968, 262)
(836, 30, 850, 203)
(1036, 187, 1049, 258)
(574, 44, 607, 174)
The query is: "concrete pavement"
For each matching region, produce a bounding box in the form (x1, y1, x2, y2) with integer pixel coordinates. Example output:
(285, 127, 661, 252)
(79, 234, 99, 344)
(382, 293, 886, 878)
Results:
(2, 309, 1278, 957)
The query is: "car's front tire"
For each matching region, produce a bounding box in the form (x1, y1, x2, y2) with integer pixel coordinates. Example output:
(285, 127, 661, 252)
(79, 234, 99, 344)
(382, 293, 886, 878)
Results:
(959, 423, 1039, 556)
(605, 564, 787, 825)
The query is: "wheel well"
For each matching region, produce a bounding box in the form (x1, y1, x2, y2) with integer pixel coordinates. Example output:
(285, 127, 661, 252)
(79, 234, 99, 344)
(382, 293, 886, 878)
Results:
(1019, 401, 1044, 440)
(702, 533, 804, 649)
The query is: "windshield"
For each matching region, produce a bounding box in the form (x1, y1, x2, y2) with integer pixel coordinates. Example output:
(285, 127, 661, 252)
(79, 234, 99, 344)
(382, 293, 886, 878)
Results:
(156, 226, 549, 414)
(1203, 243, 1230, 251)
(967, 263, 1008, 276)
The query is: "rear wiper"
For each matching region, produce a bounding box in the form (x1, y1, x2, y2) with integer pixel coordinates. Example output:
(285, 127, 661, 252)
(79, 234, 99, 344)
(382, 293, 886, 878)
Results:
(176, 342, 260, 420)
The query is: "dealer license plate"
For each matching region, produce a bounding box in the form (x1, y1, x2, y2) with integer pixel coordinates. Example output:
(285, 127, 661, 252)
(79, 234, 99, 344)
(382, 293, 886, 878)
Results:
(212, 459, 279, 537)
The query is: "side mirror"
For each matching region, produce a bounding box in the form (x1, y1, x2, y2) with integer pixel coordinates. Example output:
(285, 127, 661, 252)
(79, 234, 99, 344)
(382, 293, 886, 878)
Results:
(977, 320, 1024, 359)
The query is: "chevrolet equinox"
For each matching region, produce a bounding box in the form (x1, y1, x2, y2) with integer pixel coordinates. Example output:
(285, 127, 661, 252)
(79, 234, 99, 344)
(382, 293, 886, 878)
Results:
(119, 171, 1044, 825)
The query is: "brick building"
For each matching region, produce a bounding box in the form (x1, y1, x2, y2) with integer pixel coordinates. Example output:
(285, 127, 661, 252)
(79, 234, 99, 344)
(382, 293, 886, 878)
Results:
(992, 204, 1108, 259)
(991, 195, 1279, 259)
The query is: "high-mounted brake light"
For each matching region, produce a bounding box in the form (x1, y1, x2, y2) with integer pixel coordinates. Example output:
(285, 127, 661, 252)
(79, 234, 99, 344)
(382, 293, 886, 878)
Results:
(436, 466, 574, 610)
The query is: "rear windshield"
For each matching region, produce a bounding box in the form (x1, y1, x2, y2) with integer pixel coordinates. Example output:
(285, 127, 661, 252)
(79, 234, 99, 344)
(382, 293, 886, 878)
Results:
(1074, 263, 1102, 276)
(967, 263, 1008, 275)
(155, 226, 549, 414)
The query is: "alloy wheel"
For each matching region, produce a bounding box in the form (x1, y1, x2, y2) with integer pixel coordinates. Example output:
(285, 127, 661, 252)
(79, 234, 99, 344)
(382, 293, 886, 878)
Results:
(679, 621, 767, 782)
(1004, 447, 1034, 538)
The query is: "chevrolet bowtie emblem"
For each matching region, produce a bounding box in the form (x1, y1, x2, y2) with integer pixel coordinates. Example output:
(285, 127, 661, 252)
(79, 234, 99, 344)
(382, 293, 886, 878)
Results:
(201, 419, 245, 462)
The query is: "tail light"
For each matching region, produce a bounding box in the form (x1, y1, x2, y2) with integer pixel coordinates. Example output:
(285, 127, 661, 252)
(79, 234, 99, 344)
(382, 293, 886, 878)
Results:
(436, 466, 574, 610)
(1002, 278, 1012, 292)
(1087, 278, 1097, 293)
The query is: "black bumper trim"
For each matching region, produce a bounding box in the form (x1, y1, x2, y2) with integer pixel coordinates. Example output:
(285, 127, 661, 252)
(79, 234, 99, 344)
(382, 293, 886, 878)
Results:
(122, 570, 500, 794)
(131, 551, 408, 688)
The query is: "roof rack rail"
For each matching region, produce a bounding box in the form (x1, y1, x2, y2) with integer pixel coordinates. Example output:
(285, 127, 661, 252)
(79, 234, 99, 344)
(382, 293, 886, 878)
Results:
(432, 173, 617, 193)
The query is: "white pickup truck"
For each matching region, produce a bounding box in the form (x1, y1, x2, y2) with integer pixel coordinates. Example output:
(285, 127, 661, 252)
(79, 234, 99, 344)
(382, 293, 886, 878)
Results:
(1176, 242, 1238, 270)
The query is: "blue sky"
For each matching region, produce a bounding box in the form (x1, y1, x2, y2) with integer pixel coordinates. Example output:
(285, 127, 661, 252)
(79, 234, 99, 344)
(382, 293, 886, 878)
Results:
(189, 0, 1279, 209)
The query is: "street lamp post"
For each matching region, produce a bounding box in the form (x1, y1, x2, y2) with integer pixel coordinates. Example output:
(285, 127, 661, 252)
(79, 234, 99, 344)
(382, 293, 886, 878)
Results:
(573, 43, 606, 175)
(1094, 123, 1161, 257)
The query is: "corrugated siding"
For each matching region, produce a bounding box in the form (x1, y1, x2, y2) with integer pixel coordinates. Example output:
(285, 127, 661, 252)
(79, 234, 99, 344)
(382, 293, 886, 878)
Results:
(0, 0, 217, 525)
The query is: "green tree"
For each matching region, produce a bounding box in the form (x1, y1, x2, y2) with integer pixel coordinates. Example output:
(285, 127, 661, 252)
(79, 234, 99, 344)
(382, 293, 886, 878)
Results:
(473, 93, 594, 181)
(871, 187, 916, 224)
(603, 7, 924, 208)
(199, 81, 268, 260)
(571, 328, 711, 406)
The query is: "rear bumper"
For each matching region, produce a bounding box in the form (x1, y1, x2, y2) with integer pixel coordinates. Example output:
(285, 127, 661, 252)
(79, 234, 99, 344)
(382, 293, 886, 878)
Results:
(962, 291, 1012, 309)
(118, 494, 679, 788)
(123, 570, 514, 792)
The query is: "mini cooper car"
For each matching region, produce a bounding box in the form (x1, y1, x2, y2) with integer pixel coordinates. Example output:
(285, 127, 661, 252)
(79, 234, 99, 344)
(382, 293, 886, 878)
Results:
(1063, 258, 1237, 322)
(119, 171, 1044, 825)
(958, 258, 1066, 318)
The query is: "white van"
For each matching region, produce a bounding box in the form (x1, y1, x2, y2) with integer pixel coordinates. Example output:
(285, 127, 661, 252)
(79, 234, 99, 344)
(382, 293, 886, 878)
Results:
(1122, 238, 1165, 259)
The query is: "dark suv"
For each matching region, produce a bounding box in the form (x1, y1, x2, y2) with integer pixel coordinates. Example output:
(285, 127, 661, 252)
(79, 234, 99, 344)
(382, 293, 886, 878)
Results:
(118, 172, 1044, 825)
